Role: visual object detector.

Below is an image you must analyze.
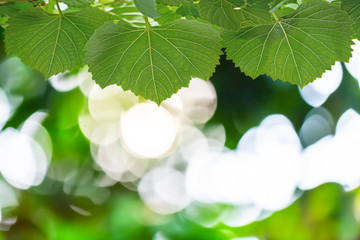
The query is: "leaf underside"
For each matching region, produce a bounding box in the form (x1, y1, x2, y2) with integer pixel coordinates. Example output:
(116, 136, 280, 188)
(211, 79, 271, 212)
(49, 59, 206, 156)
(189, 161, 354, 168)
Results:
(342, 0, 360, 40)
(0, 3, 33, 17)
(156, 0, 194, 6)
(199, 0, 272, 30)
(111, 3, 146, 28)
(222, 1, 354, 87)
(85, 20, 222, 104)
(134, 0, 161, 19)
(5, 8, 114, 79)
(60, 0, 94, 8)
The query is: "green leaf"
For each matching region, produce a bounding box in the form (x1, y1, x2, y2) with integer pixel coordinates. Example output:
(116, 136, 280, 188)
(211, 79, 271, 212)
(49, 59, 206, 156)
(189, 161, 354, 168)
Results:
(156, 0, 194, 6)
(199, 0, 272, 30)
(222, 1, 354, 87)
(0, 3, 33, 17)
(269, 0, 296, 10)
(4, 8, 114, 79)
(0, 15, 8, 26)
(134, 0, 161, 18)
(111, 2, 146, 27)
(60, 0, 94, 7)
(273, 4, 298, 19)
(156, 4, 182, 24)
(341, 0, 360, 40)
(176, 3, 201, 19)
(331, 0, 341, 6)
(85, 20, 222, 104)
(269, 0, 299, 17)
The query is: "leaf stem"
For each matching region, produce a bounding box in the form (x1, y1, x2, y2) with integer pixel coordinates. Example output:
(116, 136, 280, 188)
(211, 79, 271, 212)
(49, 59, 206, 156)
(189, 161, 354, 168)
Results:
(144, 15, 150, 30)
(270, 0, 286, 13)
(271, 12, 279, 22)
(55, 0, 62, 15)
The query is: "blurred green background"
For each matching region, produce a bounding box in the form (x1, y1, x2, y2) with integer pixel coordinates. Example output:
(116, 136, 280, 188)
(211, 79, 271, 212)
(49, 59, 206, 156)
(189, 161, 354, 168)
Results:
(1, 4, 360, 240)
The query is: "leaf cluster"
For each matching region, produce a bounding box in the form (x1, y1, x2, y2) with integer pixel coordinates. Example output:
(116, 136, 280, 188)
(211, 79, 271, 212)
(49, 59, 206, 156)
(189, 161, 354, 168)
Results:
(0, 0, 359, 104)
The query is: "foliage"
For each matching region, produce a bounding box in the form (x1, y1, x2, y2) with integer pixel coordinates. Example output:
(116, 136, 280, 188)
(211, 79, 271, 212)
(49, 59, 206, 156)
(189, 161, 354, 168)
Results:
(61, 0, 94, 7)
(198, 0, 272, 30)
(222, 1, 354, 87)
(342, 0, 360, 40)
(5, 8, 114, 79)
(85, 19, 222, 103)
(0, 0, 359, 104)
(134, 0, 161, 19)
(1, 0, 360, 239)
